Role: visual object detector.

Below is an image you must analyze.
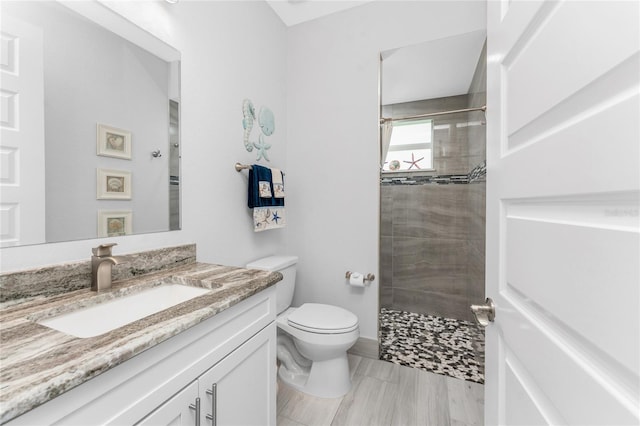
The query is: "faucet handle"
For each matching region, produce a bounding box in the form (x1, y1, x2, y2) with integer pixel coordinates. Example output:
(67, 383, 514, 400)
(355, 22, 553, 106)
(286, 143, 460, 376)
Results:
(92, 243, 117, 257)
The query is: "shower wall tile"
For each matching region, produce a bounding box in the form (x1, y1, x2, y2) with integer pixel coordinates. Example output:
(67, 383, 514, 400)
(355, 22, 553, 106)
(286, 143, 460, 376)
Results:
(390, 186, 411, 225)
(434, 126, 465, 157)
(467, 240, 485, 274)
(387, 95, 468, 118)
(467, 182, 486, 207)
(467, 242, 485, 301)
(467, 184, 486, 240)
(392, 237, 468, 297)
(393, 266, 468, 295)
(380, 285, 393, 309)
(393, 237, 468, 268)
(384, 184, 482, 321)
(466, 125, 486, 159)
(467, 283, 485, 306)
(433, 157, 473, 176)
(433, 127, 452, 159)
(380, 236, 393, 289)
(393, 186, 471, 240)
(380, 186, 393, 237)
(433, 126, 471, 175)
(392, 288, 474, 323)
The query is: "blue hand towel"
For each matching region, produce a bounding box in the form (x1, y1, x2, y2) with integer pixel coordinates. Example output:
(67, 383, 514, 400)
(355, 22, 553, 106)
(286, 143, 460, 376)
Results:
(248, 164, 285, 231)
(248, 165, 284, 208)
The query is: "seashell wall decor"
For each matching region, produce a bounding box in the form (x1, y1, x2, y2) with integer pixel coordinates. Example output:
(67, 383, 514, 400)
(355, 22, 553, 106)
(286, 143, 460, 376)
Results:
(241, 99, 274, 162)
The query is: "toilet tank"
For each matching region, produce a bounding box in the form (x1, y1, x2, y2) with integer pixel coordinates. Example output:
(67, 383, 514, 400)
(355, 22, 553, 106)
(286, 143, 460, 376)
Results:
(246, 255, 298, 314)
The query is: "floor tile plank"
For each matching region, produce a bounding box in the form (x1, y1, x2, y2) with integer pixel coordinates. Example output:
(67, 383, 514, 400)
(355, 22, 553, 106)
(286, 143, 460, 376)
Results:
(277, 382, 343, 426)
(277, 414, 307, 426)
(447, 376, 484, 426)
(416, 369, 452, 426)
(354, 356, 400, 383)
(331, 375, 399, 426)
(390, 365, 418, 426)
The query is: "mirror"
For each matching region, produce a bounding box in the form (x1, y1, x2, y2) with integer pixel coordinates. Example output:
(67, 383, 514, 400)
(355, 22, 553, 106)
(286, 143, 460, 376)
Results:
(0, 1, 181, 247)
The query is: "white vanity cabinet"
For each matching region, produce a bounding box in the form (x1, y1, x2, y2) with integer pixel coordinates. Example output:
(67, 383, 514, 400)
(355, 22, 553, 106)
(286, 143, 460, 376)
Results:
(138, 323, 275, 426)
(7, 286, 276, 426)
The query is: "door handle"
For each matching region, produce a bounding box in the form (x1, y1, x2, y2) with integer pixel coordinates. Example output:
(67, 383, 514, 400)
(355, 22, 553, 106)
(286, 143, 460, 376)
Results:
(470, 297, 495, 327)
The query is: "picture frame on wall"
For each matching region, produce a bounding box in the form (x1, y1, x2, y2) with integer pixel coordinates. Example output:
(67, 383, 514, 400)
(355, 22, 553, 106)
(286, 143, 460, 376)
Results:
(97, 123, 131, 159)
(96, 168, 132, 200)
(97, 210, 132, 237)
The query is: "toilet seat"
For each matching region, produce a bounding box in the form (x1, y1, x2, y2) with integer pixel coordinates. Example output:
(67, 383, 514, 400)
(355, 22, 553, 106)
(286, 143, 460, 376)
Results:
(287, 303, 359, 334)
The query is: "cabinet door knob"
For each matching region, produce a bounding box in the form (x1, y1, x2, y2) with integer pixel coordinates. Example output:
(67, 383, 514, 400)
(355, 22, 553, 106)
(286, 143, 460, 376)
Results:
(189, 397, 201, 426)
(205, 383, 217, 426)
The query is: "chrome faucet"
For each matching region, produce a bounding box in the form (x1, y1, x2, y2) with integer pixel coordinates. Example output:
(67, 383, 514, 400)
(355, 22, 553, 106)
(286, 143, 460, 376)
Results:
(91, 243, 128, 291)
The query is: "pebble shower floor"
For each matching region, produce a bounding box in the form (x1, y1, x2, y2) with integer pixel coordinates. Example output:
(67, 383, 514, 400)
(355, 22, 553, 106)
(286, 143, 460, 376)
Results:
(379, 307, 485, 384)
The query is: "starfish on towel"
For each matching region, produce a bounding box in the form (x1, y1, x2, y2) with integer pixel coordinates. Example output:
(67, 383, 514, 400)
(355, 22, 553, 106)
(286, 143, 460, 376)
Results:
(253, 134, 271, 162)
(403, 152, 424, 170)
(272, 211, 281, 224)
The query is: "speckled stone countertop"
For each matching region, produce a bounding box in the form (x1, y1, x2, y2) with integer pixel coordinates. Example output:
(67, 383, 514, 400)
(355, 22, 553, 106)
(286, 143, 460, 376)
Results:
(0, 262, 281, 424)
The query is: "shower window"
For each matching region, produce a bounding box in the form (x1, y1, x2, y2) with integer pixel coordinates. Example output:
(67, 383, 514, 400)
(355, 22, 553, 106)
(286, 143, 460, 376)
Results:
(382, 119, 434, 172)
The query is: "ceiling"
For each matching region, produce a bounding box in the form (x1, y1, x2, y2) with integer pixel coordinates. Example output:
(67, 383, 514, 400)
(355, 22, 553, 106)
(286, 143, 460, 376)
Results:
(265, 0, 373, 27)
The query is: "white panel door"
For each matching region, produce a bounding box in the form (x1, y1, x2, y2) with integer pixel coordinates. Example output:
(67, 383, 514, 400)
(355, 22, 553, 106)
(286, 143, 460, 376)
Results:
(0, 15, 46, 247)
(485, 1, 639, 425)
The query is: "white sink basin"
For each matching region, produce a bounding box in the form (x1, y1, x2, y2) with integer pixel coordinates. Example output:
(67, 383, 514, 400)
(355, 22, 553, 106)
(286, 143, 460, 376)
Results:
(38, 284, 210, 338)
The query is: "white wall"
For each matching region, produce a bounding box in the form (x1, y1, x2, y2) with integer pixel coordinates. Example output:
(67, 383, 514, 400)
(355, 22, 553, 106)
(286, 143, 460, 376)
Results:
(0, 0, 287, 271)
(286, 1, 486, 339)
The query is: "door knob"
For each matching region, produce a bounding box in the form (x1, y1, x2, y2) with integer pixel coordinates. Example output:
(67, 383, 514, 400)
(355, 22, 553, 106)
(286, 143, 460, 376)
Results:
(470, 297, 495, 327)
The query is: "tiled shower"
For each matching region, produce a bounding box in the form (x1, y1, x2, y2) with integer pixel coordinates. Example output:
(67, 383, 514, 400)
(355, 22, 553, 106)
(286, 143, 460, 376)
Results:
(378, 43, 487, 383)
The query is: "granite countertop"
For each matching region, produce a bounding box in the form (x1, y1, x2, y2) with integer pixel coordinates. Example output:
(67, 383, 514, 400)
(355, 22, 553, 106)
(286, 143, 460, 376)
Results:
(0, 262, 282, 424)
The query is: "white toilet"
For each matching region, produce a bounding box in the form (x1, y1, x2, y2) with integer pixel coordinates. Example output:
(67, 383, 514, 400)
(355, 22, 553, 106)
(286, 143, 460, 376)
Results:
(246, 255, 359, 398)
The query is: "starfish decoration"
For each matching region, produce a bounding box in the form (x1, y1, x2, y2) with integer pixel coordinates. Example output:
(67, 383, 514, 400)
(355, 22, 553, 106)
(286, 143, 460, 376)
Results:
(272, 211, 281, 224)
(403, 152, 424, 170)
(253, 134, 271, 162)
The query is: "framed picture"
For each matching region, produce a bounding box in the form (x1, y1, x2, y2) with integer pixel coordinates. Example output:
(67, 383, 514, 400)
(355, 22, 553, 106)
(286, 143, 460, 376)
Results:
(97, 210, 132, 237)
(97, 168, 132, 200)
(97, 124, 131, 160)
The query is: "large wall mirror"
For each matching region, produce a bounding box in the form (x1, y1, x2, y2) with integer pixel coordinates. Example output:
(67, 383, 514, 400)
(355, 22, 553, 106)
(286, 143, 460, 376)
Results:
(0, 0, 181, 248)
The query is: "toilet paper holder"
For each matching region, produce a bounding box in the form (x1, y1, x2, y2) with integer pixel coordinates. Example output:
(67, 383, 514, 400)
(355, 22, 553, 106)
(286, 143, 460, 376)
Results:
(345, 271, 375, 282)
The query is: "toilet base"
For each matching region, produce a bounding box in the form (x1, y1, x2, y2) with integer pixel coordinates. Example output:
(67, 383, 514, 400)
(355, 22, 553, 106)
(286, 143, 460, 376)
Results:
(278, 352, 351, 398)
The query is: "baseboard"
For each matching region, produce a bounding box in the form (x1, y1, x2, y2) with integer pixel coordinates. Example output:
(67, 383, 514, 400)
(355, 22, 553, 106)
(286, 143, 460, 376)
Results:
(348, 337, 379, 360)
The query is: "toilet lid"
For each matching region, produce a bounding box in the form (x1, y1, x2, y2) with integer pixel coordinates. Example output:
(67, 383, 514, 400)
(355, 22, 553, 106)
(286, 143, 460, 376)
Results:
(287, 303, 359, 334)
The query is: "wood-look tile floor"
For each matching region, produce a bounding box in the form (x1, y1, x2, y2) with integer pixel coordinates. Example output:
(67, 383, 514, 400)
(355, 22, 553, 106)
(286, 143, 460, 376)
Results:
(277, 354, 484, 426)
